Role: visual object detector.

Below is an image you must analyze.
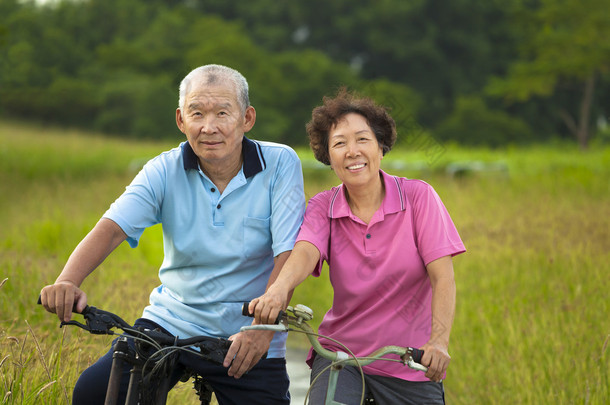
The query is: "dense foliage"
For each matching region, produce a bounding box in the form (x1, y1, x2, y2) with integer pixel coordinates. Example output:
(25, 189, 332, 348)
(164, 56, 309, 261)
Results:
(0, 0, 608, 147)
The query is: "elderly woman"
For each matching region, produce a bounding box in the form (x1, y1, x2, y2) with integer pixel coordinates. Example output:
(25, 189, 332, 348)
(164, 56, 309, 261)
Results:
(250, 89, 465, 404)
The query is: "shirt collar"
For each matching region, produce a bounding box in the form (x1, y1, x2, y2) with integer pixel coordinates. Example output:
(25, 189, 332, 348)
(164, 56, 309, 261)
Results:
(328, 170, 405, 219)
(181, 137, 266, 178)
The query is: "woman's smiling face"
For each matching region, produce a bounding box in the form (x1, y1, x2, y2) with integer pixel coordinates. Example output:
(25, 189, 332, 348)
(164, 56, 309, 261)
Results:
(328, 113, 383, 189)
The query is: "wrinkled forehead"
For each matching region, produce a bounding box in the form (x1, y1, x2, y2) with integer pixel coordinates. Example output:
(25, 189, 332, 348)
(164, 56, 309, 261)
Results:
(330, 113, 371, 135)
(186, 73, 237, 94)
(185, 82, 240, 107)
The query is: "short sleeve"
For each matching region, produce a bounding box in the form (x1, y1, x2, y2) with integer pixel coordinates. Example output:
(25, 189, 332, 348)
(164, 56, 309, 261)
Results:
(103, 158, 165, 247)
(269, 147, 306, 256)
(406, 180, 465, 265)
(295, 190, 333, 277)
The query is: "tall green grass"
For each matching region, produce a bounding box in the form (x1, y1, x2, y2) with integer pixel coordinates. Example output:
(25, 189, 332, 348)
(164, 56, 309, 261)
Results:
(1, 120, 608, 404)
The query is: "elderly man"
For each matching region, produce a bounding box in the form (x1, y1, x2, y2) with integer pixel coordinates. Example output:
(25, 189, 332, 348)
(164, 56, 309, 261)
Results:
(40, 64, 305, 404)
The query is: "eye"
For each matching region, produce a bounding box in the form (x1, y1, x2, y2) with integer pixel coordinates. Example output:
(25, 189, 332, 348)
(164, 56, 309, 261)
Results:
(332, 141, 345, 148)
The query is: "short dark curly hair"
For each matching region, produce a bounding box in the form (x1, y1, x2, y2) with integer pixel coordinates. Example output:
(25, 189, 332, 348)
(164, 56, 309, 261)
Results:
(306, 87, 397, 165)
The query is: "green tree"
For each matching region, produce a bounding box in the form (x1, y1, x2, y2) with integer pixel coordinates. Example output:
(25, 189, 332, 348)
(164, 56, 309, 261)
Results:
(0, 0, 422, 145)
(435, 96, 533, 147)
(486, 0, 610, 149)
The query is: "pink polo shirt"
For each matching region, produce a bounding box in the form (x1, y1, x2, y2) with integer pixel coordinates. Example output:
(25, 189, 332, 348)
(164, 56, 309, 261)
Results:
(297, 170, 465, 381)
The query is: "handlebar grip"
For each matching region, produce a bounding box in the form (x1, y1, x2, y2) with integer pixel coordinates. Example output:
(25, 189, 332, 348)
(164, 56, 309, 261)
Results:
(411, 348, 424, 364)
(37, 295, 89, 314)
(241, 302, 284, 325)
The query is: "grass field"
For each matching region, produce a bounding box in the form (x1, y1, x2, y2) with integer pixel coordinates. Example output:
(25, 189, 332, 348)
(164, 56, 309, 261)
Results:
(1, 120, 608, 404)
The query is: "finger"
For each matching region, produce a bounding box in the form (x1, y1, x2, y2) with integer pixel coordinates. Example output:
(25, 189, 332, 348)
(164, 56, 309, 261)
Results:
(253, 300, 263, 324)
(74, 291, 88, 313)
(258, 304, 271, 324)
(421, 349, 432, 368)
(424, 352, 437, 380)
(269, 308, 279, 325)
(40, 287, 53, 312)
(229, 350, 258, 379)
(437, 357, 449, 381)
(429, 356, 442, 382)
(60, 288, 74, 323)
(248, 299, 258, 317)
(223, 336, 240, 368)
(227, 343, 247, 377)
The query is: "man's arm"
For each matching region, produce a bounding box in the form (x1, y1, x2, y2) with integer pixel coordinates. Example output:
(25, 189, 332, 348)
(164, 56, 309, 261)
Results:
(40, 218, 127, 322)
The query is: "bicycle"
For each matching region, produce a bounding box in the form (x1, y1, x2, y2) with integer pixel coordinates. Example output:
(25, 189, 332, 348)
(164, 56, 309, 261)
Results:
(37, 297, 232, 405)
(241, 303, 428, 405)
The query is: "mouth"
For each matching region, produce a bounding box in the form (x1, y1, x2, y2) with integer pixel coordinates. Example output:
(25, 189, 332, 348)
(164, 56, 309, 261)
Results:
(201, 140, 223, 146)
(346, 163, 366, 170)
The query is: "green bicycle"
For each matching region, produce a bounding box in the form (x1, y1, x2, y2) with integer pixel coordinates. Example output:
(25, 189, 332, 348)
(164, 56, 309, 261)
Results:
(242, 303, 427, 405)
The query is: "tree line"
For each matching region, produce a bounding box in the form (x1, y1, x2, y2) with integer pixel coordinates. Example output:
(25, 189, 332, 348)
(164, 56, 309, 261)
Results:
(1, 0, 608, 148)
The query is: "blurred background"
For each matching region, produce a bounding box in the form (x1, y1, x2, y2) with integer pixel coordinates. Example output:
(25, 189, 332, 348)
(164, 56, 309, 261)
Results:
(1, 1, 608, 404)
(1, 0, 609, 148)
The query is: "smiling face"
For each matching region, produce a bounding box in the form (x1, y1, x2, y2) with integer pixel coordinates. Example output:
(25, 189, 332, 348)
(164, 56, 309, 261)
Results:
(328, 113, 383, 190)
(176, 80, 255, 171)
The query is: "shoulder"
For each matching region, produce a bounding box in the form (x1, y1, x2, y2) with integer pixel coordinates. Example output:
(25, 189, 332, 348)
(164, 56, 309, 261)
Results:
(308, 186, 341, 208)
(133, 144, 183, 176)
(254, 140, 301, 164)
(394, 176, 435, 194)
(145, 144, 183, 165)
(392, 177, 441, 207)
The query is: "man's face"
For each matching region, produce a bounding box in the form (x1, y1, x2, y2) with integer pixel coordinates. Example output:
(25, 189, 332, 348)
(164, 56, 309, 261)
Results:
(176, 81, 255, 168)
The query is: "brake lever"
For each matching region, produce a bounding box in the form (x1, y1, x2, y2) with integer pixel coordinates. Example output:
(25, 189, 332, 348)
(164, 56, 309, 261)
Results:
(38, 295, 130, 335)
(60, 319, 92, 331)
(61, 306, 121, 335)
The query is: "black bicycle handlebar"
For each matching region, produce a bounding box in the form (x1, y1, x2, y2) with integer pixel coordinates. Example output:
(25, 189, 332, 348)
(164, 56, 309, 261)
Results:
(241, 301, 284, 325)
(37, 296, 232, 353)
(410, 348, 424, 364)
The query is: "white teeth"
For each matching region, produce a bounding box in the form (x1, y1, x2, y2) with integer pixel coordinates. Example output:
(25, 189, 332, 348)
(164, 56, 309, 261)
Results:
(348, 164, 365, 170)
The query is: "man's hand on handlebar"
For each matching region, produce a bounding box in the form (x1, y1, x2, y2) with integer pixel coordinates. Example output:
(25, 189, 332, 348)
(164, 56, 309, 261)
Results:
(40, 281, 87, 323)
(223, 329, 274, 379)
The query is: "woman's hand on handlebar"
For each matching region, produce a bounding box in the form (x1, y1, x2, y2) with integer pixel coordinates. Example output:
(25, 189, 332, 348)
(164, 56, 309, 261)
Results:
(40, 281, 87, 323)
(420, 340, 451, 382)
(248, 283, 289, 325)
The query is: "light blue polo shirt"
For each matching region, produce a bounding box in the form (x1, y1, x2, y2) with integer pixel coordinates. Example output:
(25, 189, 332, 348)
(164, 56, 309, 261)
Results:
(103, 137, 305, 358)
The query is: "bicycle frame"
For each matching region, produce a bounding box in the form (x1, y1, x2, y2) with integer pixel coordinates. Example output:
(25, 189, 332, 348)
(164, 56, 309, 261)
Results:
(242, 304, 427, 405)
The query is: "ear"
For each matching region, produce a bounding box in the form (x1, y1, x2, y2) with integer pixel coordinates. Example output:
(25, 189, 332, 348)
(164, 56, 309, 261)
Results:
(176, 108, 186, 134)
(242, 106, 256, 133)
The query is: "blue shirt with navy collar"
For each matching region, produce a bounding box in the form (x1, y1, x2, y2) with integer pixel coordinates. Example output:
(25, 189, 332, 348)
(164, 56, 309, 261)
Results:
(103, 137, 305, 357)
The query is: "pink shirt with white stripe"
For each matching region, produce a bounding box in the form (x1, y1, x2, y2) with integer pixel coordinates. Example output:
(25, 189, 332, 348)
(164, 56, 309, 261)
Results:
(298, 170, 466, 381)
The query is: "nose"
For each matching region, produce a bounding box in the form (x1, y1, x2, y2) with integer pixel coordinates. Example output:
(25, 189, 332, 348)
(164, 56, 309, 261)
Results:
(200, 115, 217, 134)
(346, 140, 360, 157)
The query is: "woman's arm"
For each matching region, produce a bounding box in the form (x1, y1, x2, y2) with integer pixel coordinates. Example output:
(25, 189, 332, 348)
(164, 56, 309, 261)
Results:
(421, 255, 456, 382)
(249, 240, 320, 324)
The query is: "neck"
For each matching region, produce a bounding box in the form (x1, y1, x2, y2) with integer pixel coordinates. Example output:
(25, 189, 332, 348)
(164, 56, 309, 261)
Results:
(344, 174, 385, 223)
(199, 154, 243, 194)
